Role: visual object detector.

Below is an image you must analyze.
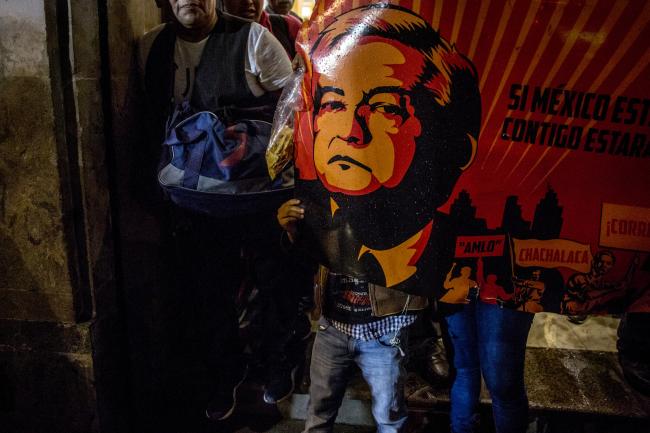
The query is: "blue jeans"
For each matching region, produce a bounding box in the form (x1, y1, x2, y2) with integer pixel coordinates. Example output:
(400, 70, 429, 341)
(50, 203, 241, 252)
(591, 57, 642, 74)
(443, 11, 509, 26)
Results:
(304, 317, 408, 433)
(443, 299, 533, 433)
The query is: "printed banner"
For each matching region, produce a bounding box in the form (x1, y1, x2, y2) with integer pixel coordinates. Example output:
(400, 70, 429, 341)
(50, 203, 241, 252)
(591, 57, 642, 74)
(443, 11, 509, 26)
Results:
(600, 203, 650, 252)
(513, 238, 591, 273)
(455, 235, 506, 258)
(290, 0, 650, 312)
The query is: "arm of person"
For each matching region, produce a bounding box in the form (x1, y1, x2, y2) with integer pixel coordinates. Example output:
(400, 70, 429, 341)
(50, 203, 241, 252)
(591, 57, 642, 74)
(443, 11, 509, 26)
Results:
(277, 199, 320, 278)
(576, 289, 625, 314)
(246, 23, 293, 94)
(132, 24, 168, 212)
(137, 23, 166, 93)
(443, 263, 457, 289)
(277, 198, 304, 244)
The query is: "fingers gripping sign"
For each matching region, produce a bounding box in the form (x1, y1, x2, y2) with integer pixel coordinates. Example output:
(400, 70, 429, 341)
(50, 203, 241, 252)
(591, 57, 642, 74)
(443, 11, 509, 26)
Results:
(277, 199, 305, 242)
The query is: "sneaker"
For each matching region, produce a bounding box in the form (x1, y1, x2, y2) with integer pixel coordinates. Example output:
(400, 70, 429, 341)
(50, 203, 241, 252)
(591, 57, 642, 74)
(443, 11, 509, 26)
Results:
(263, 364, 298, 404)
(205, 366, 248, 421)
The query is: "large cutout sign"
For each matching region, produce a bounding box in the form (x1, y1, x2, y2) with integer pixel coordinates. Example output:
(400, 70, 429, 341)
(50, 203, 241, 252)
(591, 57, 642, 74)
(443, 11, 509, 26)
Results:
(291, 0, 649, 313)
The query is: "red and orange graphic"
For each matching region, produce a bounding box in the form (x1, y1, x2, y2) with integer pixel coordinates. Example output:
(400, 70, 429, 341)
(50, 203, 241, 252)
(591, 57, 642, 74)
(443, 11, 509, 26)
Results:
(290, 0, 649, 313)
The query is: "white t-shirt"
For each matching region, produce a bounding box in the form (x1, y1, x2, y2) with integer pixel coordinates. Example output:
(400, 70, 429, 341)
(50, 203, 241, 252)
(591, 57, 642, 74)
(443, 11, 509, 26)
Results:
(138, 20, 293, 103)
(172, 37, 207, 102)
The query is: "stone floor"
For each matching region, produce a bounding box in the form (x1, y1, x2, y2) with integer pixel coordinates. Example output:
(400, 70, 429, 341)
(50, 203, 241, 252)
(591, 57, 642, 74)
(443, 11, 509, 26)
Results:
(202, 314, 649, 433)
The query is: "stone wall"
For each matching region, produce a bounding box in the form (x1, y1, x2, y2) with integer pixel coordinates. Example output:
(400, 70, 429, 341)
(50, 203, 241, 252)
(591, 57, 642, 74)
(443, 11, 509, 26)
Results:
(0, 0, 75, 323)
(0, 0, 159, 431)
(0, 1, 97, 431)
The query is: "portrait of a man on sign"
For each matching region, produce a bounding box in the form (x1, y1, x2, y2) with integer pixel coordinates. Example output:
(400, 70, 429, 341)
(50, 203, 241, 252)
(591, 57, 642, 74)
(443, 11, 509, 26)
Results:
(293, 3, 481, 296)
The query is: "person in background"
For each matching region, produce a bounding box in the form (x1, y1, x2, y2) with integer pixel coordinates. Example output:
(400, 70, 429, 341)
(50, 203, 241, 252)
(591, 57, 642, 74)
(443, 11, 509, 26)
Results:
(139, 0, 294, 421)
(266, 0, 303, 22)
(276, 3, 482, 431)
(219, 0, 314, 406)
(292, 3, 534, 432)
(221, 0, 301, 58)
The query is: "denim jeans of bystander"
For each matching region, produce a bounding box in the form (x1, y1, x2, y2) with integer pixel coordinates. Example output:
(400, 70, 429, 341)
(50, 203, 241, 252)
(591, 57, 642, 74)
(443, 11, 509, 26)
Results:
(444, 297, 534, 433)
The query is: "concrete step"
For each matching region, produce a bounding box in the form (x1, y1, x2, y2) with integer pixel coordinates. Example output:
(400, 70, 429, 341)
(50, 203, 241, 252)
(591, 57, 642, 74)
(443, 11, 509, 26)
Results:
(278, 393, 374, 427)
(270, 345, 650, 433)
(405, 348, 650, 420)
(258, 419, 373, 433)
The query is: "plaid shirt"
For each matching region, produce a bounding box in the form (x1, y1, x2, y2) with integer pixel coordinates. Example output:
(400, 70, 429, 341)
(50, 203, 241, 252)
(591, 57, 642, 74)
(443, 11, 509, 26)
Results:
(328, 314, 417, 341)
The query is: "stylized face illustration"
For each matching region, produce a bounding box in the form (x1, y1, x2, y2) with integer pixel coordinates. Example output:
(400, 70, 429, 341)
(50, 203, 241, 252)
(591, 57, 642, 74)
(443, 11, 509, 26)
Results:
(294, 4, 480, 292)
(312, 38, 424, 195)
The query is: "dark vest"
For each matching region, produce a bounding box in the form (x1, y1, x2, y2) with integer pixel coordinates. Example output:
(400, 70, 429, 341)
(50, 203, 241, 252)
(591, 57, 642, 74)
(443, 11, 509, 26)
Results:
(144, 12, 278, 144)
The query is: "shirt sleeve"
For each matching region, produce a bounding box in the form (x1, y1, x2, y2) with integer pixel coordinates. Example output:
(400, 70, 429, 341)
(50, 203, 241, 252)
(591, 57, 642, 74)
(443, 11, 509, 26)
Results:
(246, 22, 293, 92)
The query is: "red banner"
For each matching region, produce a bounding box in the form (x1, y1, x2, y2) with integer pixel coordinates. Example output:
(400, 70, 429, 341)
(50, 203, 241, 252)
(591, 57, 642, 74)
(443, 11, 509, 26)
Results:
(290, 0, 650, 313)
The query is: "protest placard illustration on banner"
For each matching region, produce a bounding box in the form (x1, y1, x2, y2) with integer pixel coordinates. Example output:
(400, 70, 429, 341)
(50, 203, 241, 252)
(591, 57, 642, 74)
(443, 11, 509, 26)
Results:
(283, 0, 649, 313)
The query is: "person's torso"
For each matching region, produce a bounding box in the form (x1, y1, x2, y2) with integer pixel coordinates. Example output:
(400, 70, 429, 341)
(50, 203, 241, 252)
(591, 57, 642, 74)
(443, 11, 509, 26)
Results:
(315, 266, 428, 320)
(324, 273, 374, 324)
(261, 11, 298, 59)
(172, 37, 208, 103)
(143, 14, 280, 133)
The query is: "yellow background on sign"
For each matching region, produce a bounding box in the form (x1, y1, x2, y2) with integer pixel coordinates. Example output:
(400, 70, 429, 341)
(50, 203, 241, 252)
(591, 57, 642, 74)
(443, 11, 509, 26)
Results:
(600, 203, 650, 252)
(513, 238, 591, 272)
